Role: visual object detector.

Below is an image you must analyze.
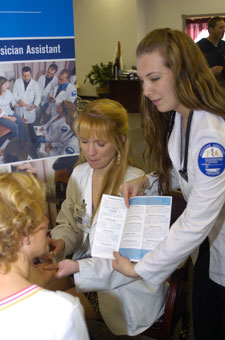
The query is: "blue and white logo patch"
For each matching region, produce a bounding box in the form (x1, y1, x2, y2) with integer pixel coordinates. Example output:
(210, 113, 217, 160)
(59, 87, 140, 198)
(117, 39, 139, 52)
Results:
(61, 125, 68, 132)
(71, 90, 76, 97)
(65, 146, 75, 154)
(198, 143, 225, 177)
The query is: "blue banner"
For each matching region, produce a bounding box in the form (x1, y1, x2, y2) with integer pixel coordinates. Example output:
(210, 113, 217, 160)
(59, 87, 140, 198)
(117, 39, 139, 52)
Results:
(0, 0, 74, 38)
(0, 0, 78, 167)
(0, 38, 75, 62)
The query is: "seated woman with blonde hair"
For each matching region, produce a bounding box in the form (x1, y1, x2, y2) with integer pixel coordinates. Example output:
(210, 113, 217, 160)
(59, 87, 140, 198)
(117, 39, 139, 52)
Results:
(46, 98, 168, 336)
(0, 172, 89, 340)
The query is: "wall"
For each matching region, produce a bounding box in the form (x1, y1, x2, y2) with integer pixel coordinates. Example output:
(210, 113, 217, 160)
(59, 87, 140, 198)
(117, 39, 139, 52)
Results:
(144, 0, 225, 32)
(73, 0, 138, 96)
(73, 0, 225, 97)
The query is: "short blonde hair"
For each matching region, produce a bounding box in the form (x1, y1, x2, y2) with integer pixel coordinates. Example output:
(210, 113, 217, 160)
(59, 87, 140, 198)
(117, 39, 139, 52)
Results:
(0, 172, 45, 273)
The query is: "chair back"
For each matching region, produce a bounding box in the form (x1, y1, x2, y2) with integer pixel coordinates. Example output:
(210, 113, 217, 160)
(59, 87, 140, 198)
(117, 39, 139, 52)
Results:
(142, 192, 190, 340)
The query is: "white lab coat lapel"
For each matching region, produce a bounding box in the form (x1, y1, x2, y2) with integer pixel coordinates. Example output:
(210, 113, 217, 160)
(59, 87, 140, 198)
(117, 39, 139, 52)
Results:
(82, 167, 93, 230)
(168, 112, 182, 171)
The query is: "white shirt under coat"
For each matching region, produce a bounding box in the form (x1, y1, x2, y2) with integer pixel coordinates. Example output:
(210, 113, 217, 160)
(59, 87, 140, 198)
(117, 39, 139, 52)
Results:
(51, 163, 168, 336)
(13, 78, 41, 123)
(0, 89, 16, 116)
(46, 82, 77, 117)
(135, 110, 225, 287)
(38, 74, 58, 105)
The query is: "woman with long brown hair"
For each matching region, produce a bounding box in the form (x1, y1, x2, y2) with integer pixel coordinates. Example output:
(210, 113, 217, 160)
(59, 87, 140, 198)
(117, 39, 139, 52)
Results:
(113, 28, 225, 340)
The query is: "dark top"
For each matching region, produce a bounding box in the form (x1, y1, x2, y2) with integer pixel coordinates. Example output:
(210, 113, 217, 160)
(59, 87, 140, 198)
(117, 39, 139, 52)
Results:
(197, 38, 225, 82)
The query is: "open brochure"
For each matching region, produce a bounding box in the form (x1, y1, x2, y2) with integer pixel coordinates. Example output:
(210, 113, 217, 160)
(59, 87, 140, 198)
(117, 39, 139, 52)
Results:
(91, 194, 172, 262)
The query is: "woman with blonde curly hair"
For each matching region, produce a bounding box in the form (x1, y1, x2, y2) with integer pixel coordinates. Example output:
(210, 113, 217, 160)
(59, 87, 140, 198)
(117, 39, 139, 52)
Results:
(112, 28, 225, 340)
(47, 98, 168, 336)
(0, 172, 89, 340)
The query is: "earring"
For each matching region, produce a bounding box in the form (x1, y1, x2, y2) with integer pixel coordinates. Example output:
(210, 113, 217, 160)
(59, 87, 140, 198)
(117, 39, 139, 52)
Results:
(117, 151, 121, 165)
(25, 238, 30, 245)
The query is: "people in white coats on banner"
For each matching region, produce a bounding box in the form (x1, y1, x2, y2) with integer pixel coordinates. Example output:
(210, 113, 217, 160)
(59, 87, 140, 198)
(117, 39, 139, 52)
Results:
(46, 69, 77, 118)
(0, 77, 27, 148)
(0, 172, 90, 340)
(13, 66, 41, 124)
(112, 28, 225, 340)
(43, 99, 168, 337)
(36, 63, 58, 124)
(36, 100, 79, 158)
(38, 64, 58, 106)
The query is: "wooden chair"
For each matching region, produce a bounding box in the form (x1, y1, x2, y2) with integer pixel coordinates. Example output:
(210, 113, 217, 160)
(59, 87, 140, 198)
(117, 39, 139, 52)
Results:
(141, 259, 190, 340)
(141, 192, 190, 340)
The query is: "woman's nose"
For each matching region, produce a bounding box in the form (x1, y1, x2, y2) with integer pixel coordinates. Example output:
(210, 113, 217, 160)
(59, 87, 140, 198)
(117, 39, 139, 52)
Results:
(87, 143, 96, 156)
(143, 81, 154, 97)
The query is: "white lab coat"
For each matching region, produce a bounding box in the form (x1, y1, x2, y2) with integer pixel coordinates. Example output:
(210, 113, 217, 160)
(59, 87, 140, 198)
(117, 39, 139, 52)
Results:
(37, 115, 70, 143)
(37, 122, 79, 158)
(13, 78, 41, 123)
(136, 110, 225, 287)
(0, 89, 16, 116)
(51, 163, 168, 336)
(46, 82, 77, 117)
(38, 74, 58, 105)
(49, 131, 79, 157)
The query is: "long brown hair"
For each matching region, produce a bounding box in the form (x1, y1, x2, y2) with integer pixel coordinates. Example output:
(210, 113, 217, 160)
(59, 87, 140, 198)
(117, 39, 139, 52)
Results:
(137, 28, 225, 194)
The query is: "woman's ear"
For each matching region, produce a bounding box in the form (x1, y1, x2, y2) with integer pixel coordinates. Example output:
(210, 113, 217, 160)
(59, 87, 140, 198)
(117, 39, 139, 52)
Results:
(21, 234, 30, 246)
(121, 135, 126, 143)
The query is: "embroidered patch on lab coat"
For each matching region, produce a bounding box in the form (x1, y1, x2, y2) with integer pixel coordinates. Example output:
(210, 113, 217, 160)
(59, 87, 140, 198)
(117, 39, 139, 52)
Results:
(198, 143, 225, 176)
(61, 125, 68, 132)
(65, 146, 75, 154)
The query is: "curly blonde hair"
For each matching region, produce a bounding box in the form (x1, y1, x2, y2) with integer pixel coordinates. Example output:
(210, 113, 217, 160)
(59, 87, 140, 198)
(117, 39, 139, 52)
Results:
(0, 172, 45, 273)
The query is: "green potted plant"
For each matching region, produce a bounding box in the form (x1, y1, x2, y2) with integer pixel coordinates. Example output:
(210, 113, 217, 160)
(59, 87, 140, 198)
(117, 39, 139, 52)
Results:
(84, 61, 113, 97)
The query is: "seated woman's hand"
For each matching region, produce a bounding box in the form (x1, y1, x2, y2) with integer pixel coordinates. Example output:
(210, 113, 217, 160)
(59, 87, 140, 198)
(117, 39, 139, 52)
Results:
(48, 238, 65, 257)
(44, 259, 79, 279)
(120, 175, 150, 208)
(112, 251, 139, 278)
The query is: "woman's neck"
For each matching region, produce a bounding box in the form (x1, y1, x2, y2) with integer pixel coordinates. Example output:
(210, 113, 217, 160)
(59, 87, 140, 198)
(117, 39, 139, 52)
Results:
(93, 156, 115, 179)
(0, 254, 31, 299)
(176, 107, 191, 134)
(92, 156, 115, 211)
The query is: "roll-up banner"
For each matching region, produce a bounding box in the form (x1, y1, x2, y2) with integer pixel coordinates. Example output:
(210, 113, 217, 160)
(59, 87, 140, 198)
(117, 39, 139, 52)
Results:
(0, 0, 79, 225)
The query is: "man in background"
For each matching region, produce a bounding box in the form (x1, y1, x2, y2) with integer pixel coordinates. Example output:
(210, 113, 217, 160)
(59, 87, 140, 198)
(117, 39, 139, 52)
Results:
(37, 63, 58, 124)
(197, 16, 225, 87)
(13, 66, 41, 124)
(46, 69, 77, 118)
(39, 63, 58, 107)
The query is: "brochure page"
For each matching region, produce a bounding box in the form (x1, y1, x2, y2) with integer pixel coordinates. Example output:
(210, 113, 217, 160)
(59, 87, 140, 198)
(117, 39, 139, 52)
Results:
(92, 194, 172, 261)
